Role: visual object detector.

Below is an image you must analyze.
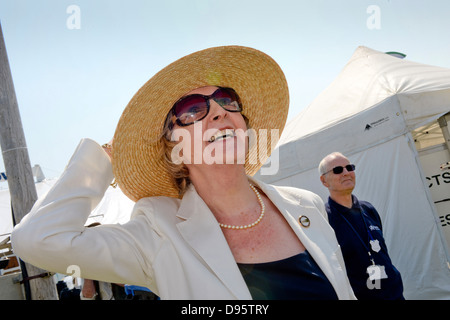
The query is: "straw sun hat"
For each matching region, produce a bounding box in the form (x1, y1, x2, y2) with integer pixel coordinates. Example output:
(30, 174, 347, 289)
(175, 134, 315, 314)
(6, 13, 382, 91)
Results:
(112, 45, 289, 201)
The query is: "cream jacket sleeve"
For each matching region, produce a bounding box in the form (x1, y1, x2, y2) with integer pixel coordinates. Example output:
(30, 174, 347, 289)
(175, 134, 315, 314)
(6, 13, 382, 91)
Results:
(11, 139, 159, 290)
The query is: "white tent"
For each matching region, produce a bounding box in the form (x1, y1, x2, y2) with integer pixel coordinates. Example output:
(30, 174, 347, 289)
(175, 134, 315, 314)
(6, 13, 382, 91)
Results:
(256, 46, 450, 299)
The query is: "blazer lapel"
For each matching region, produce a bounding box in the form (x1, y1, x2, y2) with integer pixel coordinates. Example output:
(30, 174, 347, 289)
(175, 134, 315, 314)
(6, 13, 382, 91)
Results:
(175, 186, 252, 300)
(250, 178, 345, 295)
(174, 180, 348, 299)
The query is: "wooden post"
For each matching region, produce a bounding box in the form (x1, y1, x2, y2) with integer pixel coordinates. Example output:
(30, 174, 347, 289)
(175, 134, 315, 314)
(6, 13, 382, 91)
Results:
(0, 23, 58, 299)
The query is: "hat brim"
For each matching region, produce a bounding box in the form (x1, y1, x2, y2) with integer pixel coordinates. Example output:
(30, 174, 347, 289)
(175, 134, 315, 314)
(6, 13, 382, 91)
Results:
(112, 46, 289, 201)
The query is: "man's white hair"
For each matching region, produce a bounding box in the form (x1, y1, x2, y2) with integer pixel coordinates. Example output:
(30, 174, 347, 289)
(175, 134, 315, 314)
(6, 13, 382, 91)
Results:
(318, 152, 348, 175)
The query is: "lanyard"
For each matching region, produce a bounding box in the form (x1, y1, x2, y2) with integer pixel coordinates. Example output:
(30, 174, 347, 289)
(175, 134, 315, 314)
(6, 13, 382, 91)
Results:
(338, 207, 377, 265)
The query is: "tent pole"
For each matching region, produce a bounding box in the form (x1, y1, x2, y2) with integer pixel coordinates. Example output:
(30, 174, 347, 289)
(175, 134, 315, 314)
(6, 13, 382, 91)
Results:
(0, 22, 58, 299)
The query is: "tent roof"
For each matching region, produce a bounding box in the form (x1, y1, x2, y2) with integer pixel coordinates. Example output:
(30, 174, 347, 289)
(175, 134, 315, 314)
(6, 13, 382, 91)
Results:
(279, 46, 450, 145)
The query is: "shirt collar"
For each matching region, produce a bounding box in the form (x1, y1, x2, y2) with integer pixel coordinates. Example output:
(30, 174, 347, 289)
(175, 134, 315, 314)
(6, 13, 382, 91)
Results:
(328, 194, 360, 213)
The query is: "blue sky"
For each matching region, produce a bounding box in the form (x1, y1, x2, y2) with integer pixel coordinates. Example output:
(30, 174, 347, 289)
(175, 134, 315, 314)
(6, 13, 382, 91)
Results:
(0, 0, 450, 179)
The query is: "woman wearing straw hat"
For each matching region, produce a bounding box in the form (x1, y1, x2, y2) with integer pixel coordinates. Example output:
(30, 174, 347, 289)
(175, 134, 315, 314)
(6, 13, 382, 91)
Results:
(12, 46, 355, 300)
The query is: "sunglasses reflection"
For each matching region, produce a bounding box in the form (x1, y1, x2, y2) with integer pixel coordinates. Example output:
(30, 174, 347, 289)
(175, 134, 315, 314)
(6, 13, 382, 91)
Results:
(171, 87, 242, 127)
(330, 164, 356, 174)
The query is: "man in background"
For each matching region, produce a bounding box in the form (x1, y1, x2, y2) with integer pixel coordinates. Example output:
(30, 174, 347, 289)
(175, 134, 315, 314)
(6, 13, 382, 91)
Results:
(319, 152, 404, 300)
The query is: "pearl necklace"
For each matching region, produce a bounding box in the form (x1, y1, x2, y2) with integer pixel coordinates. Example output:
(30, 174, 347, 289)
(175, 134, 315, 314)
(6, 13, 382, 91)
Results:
(219, 184, 266, 230)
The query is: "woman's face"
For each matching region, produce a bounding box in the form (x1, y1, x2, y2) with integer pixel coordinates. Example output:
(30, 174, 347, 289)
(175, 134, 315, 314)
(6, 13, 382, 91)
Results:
(169, 86, 248, 167)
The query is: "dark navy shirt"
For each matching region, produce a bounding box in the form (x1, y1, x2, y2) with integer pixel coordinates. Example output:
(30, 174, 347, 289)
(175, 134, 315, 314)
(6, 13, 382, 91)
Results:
(238, 250, 338, 300)
(326, 195, 404, 300)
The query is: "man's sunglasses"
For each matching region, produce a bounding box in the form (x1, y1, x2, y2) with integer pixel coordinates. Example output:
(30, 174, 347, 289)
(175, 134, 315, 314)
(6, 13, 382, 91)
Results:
(167, 87, 242, 128)
(323, 164, 356, 175)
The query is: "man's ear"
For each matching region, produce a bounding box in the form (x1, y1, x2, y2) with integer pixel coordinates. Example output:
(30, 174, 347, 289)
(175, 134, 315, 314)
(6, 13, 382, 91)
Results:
(320, 174, 328, 188)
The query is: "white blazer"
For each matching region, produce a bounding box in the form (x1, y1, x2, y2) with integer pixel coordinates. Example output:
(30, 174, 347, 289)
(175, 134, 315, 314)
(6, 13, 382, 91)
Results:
(11, 139, 356, 300)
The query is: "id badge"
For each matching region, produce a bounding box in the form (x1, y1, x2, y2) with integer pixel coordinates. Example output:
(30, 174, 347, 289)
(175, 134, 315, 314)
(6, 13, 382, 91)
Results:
(367, 265, 388, 281)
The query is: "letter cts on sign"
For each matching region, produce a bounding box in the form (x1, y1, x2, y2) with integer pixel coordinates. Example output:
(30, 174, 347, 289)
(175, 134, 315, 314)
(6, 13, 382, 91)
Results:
(442, 171, 450, 183)
(66, 5, 81, 30)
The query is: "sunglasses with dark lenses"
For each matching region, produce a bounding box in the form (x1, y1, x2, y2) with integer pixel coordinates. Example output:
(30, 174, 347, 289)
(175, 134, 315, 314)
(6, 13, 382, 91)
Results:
(323, 164, 356, 175)
(168, 87, 242, 127)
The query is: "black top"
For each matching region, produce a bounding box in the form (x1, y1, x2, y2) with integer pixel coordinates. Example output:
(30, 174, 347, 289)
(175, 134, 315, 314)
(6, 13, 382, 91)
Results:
(326, 195, 404, 300)
(237, 250, 338, 300)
